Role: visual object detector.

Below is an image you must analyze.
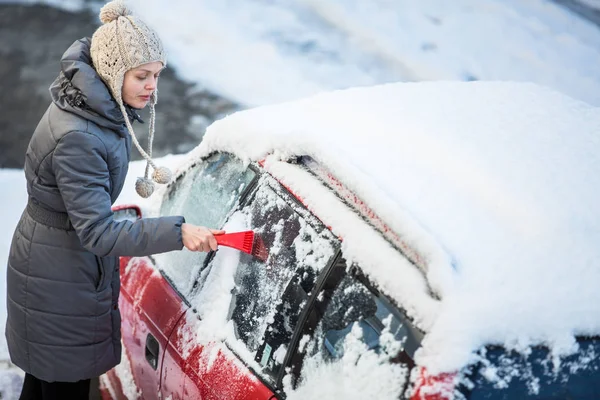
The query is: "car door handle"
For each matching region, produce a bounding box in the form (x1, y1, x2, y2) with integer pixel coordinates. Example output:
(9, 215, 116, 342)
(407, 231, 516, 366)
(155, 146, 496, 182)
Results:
(145, 333, 160, 370)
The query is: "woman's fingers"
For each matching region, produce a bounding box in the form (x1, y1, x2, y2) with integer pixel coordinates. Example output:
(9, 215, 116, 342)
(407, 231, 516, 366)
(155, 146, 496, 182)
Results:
(208, 234, 218, 251)
(200, 240, 210, 253)
(181, 224, 224, 253)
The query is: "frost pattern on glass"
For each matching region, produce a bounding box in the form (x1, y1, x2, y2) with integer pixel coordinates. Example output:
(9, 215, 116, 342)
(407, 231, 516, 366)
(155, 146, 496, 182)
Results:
(290, 274, 421, 399)
(156, 153, 256, 295)
(228, 182, 337, 382)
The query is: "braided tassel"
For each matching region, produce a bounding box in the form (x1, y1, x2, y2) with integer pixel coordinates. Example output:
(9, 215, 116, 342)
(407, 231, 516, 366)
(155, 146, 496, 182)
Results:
(148, 104, 171, 184)
(118, 103, 166, 198)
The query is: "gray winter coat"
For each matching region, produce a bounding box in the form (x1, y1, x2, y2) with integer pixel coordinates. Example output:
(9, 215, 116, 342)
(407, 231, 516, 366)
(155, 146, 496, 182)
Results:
(5, 38, 185, 383)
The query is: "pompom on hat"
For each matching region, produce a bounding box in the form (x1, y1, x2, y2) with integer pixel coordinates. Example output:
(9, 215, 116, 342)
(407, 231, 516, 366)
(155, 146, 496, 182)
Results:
(91, 0, 171, 198)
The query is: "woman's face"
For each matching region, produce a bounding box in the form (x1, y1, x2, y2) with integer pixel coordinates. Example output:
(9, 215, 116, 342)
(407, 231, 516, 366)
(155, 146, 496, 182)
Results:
(122, 61, 164, 109)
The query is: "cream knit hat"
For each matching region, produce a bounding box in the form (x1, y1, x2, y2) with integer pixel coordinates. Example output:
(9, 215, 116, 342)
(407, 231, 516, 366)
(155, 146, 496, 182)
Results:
(91, 0, 171, 198)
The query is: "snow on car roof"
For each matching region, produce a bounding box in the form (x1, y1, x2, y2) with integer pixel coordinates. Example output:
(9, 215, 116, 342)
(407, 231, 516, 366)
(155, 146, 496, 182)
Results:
(192, 81, 600, 373)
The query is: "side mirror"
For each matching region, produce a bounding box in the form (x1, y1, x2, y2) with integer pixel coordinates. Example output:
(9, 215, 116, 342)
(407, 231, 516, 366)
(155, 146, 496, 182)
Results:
(111, 204, 142, 222)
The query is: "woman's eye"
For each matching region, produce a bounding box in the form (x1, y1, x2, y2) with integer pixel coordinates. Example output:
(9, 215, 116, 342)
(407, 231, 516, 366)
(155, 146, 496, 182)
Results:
(137, 76, 147, 81)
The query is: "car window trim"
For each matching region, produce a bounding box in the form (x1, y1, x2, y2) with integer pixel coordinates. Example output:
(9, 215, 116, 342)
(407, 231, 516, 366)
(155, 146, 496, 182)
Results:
(274, 249, 346, 390)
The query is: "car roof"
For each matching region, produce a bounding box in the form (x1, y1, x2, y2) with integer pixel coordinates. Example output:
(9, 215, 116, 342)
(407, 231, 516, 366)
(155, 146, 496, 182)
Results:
(190, 81, 600, 372)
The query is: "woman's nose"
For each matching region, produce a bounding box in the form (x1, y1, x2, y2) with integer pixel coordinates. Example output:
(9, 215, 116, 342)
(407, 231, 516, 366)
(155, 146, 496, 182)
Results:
(145, 77, 157, 90)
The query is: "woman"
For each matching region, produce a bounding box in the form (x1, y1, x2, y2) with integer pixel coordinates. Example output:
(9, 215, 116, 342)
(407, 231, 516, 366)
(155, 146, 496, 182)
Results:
(6, 1, 221, 398)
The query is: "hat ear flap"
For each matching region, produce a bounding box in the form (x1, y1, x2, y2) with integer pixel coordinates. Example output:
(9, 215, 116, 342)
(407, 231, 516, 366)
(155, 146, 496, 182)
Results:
(112, 69, 125, 105)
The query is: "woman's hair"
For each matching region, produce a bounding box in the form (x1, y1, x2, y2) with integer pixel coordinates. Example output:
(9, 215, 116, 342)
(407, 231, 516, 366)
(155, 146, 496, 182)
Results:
(91, 0, 171, 198)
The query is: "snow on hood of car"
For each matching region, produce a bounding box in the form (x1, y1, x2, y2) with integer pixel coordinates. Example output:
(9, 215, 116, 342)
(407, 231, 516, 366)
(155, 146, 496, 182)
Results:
(190, 81, 600, 373)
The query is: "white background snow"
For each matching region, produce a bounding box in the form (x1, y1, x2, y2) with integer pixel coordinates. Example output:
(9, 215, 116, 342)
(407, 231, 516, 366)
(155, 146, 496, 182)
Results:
(1, 0, 600, 397)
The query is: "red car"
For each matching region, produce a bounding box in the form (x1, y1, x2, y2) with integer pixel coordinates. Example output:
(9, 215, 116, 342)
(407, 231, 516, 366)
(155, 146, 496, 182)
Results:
(101, 82, 600, 399)
(102, 152, 449, 399)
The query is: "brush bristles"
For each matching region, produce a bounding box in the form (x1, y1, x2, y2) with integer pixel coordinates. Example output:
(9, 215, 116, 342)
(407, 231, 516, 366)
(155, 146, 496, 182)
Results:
(242, 232, 254, 253)
(251, 235, 268, 262)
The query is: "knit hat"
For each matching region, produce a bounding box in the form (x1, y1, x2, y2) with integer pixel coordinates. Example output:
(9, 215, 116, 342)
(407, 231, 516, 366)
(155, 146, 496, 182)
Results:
(91, 0, 171, 198)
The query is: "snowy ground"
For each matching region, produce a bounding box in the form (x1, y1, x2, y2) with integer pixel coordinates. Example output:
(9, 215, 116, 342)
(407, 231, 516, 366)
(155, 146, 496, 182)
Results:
(3, 0, 600, 106)
(127, 0, 600, 107)
(0, 170, 27, 398)
(1, 0, 599, 397)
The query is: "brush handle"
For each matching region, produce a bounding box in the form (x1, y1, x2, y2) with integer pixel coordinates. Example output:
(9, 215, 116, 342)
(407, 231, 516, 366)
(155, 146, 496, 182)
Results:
(214, 231, 254, 253)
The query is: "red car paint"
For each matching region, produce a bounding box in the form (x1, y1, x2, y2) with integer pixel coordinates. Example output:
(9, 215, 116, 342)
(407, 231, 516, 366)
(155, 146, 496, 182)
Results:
(169, 316, 275, 399)
(410, 367, 456, 400)
(102, 251, 189, 399)
(106, 254, 276, 399)
(111, 204, 142, 217)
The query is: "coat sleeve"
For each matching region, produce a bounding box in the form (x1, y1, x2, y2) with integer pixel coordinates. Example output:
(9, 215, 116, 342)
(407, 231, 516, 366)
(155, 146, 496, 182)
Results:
(53, 130, 185, 257)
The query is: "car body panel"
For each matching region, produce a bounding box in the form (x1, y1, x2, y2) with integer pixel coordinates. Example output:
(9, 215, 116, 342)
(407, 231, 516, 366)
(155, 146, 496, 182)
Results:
(115, 256, 188, 399)
(161, 309, 276, 400)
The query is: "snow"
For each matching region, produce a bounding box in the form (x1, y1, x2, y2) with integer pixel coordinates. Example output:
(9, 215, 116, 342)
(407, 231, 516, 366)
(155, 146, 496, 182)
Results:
(285, 324, 408, 400)
(99, 374, 119, 400)
(173, 212, 270, 380)
(0, 0, 99, 12)
(0, 170, 28, 362)
(125, 0, 600, 107)
(113, 347, 141, 400)
(180, 213, 246, 355)
(22, 0, 598, 106)
(263, 159, 440, 331)
(191, 80, 600, 374)
(0, 361, 24, 400)
(580, 0, 600, 9)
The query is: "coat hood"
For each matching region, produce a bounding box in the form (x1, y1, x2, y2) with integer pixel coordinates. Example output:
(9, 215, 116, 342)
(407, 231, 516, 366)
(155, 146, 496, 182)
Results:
(50, 38, 142, 136)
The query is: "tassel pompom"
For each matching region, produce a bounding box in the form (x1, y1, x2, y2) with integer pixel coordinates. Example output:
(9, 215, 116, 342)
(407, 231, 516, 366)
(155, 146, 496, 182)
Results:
(135, 177, 155, 198)
(99, 0, 131, 24)
(152, 166, 172, 184)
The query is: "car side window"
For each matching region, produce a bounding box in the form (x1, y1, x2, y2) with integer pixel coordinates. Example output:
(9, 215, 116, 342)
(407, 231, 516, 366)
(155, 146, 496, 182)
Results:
(227, 183, 338, 385)
(155, 153, 257, 295)
(290, 264, 423, 396)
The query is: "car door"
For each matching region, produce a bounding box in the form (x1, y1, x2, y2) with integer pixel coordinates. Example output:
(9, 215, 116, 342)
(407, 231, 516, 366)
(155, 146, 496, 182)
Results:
(105, 153, 257, 399)
(116, 255, 188, 399)
(171, 175, 340, 399)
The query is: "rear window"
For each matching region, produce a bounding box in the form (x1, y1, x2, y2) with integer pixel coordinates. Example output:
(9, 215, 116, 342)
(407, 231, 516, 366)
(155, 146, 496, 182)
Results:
(288, 262, 423, 398)
(306, 273, 421, 364)
(464, 337, 600, 399)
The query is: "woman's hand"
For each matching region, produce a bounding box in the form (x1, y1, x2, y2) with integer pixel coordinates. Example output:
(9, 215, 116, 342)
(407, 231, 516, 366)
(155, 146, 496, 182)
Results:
(182, 223, 225, 252)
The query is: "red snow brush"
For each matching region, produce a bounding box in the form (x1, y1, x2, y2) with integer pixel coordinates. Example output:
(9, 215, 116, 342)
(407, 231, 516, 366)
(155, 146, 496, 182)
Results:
(214, 231, 268, 261)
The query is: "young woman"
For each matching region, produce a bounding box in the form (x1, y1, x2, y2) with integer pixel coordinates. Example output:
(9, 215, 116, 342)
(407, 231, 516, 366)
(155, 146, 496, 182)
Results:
(6, 1, 221, 398)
